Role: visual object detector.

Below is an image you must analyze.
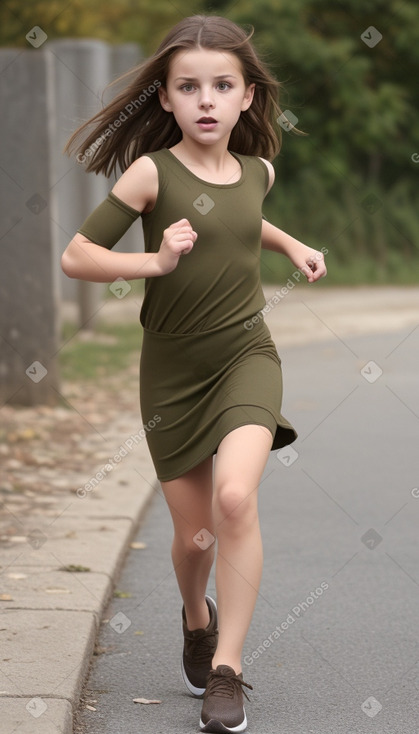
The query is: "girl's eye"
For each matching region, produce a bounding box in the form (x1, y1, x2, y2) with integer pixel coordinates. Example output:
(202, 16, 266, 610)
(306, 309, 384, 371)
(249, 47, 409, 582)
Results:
(179, 82, 232, 92)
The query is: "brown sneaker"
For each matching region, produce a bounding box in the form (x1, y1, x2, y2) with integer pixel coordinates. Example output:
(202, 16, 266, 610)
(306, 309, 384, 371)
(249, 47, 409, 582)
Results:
(199, 664, 253, 733)
(181, 595, 218, 697)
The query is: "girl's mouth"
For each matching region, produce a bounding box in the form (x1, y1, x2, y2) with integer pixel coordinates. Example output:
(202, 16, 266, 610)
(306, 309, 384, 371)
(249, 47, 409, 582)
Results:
(197, 117, 218, 130)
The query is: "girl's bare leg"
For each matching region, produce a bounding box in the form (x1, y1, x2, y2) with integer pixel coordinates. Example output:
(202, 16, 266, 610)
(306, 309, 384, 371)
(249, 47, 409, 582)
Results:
(160, 455, 215, 630)
(211, 424, 273, 673)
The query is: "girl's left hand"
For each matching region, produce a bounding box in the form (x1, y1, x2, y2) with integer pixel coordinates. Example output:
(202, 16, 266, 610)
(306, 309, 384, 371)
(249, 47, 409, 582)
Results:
(292, 247, 327, 283)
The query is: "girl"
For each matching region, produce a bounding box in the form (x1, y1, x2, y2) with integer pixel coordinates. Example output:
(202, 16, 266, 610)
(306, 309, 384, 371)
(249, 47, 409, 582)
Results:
(62, 15, 326, 733)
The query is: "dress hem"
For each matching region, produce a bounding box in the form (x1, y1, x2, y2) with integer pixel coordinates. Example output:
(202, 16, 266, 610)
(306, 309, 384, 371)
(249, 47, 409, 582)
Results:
(154, 415, 296, 483)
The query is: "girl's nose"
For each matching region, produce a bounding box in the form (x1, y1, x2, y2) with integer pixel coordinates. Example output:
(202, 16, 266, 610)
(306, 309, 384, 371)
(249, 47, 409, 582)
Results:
(198, 87, 215, 109)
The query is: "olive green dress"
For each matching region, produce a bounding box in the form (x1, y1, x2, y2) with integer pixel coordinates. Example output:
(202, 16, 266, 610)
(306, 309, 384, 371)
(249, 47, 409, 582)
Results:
(137, 149, 297, 481)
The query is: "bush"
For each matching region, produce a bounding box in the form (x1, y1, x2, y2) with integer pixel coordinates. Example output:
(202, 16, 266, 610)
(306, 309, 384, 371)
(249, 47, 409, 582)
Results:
(261, 172, 419, 284)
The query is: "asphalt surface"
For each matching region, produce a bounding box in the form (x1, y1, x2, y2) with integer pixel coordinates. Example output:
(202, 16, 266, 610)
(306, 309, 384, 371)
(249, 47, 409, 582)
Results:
(77, 326, 419, 734)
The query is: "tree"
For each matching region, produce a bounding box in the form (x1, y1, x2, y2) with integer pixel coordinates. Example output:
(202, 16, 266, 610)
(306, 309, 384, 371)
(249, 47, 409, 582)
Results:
(199, 0, 419, 278)
(0, 0, 200, 53)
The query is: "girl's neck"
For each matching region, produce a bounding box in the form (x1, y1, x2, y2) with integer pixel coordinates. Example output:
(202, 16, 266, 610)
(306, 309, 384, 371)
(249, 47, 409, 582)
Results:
(169, 138, 235, 174)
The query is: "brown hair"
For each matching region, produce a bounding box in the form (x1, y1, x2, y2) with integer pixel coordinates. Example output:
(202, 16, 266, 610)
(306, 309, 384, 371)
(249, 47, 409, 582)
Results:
(65, 15, 286, 177)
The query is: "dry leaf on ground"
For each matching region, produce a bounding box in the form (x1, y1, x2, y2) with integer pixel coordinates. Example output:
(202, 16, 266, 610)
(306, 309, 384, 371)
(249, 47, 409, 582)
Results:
(133, 698, 162, 705)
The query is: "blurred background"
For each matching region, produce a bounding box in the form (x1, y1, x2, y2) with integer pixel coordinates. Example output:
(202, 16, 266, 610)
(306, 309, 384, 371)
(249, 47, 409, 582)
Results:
(0, 0, 418, 407)
(2, 0, 418, 284)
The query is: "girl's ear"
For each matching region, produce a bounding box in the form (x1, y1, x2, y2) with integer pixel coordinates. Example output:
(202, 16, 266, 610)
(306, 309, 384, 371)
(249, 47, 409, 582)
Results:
(241, 83, 255, 112)
(158, 86, 172, 112)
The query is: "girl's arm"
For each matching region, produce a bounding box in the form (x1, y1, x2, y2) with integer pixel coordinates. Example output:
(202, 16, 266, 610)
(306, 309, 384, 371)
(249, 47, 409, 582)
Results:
(259, 158, 327, 283)
(61, 156, 197, 281)
(61, 235, 164, 281)
(261, 220, 327, 283)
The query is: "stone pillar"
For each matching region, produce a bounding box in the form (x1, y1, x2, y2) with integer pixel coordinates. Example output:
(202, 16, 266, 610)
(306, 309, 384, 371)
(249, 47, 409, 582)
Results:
(47, 39, 112, 325)
(0, 48, 60, 406)
(49, 39, 144, 326)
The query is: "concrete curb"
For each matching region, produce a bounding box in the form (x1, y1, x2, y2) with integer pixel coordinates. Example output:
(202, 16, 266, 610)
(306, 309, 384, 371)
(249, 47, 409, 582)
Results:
(1, 437, 158, 734)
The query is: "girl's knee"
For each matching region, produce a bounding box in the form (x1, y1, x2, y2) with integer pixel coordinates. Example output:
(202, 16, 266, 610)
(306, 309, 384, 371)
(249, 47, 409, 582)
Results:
(214, 482, 258, 528)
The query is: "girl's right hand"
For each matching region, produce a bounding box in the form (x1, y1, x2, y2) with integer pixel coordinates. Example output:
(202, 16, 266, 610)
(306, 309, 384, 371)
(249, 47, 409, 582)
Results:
(156, 219, 198, 274)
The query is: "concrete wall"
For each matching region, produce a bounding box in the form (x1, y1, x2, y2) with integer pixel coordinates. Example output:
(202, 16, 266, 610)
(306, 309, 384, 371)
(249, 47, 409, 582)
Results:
(47, 39, 144, 304)
(0, 40, 144, 405)
(0, 48, 60, 405)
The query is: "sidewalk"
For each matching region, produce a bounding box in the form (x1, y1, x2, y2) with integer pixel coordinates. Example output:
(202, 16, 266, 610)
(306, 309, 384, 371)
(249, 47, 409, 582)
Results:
(1, 286, 418, 733)
(1, 432, 157, 734)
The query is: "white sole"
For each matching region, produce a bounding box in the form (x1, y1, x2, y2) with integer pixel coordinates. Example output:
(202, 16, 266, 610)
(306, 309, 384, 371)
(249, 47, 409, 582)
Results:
(199, 709, 247, 733)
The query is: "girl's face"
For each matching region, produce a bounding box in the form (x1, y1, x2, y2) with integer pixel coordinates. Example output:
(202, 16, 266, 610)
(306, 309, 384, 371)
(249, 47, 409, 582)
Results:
(159, 48, 255, 147)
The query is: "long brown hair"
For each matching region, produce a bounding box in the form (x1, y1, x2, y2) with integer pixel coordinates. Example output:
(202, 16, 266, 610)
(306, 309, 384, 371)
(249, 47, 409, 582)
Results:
(65, 15, 286, 177)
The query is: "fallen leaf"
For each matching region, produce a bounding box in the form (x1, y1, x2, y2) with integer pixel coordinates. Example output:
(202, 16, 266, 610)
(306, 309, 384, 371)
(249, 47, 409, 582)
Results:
(60, 564, 91, 573)
(85, 705, 96, 711)
(134, 630, 144, 635)
(133, 698, 162, 705)
(45, 587, 71, 594)
(19, 428, 38, 441)
(0, 594, 13, 601)
(130, 542, 147, 549)
(113, 590, 132, 598)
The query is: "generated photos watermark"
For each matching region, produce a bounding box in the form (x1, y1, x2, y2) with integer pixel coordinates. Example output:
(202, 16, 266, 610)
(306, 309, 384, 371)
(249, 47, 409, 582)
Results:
(244, 248, 328, 331)
(244, 581, 329, 666)
(76, 415, 161, 498)
(77, 80, 161, 164)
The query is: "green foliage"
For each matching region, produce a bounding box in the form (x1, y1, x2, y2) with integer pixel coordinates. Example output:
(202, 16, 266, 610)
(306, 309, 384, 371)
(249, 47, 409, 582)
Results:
(3, 0, 417, 282)
(0, 0, 198, 51)
(262, 170, 419, 285)
(220, 0, 419, 181)
(210, 0, 419, 282)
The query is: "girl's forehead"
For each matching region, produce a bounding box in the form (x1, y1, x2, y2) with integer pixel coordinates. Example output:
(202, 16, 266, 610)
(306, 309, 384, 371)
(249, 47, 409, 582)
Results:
(168, 47, 244, 79)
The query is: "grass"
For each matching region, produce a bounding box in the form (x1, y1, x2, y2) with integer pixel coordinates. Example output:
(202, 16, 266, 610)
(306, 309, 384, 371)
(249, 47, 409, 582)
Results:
(260, 249, 419, 286)
(59, 322, 142, 381)
(262, 175, 419, 285)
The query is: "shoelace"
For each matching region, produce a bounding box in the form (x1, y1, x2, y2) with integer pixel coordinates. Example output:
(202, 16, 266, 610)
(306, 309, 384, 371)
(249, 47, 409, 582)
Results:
(205, 670, 253, 701)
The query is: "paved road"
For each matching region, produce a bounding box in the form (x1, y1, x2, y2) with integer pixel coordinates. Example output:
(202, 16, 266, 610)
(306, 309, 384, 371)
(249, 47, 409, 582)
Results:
(77, 326, 419, 734)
